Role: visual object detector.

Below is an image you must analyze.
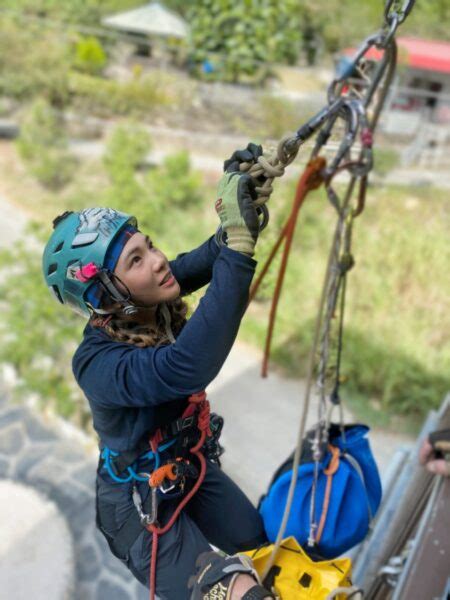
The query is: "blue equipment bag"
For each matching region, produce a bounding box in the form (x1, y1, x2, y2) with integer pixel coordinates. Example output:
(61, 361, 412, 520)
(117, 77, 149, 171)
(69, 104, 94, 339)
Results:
(259, 423, 382, 558)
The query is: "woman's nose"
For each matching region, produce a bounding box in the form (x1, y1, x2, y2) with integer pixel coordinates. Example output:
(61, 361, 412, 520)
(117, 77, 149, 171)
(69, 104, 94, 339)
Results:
(152, 252, 166, 272)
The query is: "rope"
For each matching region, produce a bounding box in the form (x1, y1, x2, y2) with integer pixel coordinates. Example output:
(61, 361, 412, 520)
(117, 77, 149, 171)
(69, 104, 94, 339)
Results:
(248, 157, 326, 377)
(315, 445, 340, 544)
(326, 586, 364, 600)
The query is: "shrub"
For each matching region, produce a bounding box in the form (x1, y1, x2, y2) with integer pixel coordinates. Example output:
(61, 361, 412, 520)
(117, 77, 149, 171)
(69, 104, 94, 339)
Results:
(0, 229, 88, 426)
(187, 1, 302, 83)
(69, 71, 176, 117)
(0, 16, 70, 105)
(146, 151, 204, 210)
(73, 36, 107, 76)
(103, 121, 152, 177)
(16, 98, 76, 189)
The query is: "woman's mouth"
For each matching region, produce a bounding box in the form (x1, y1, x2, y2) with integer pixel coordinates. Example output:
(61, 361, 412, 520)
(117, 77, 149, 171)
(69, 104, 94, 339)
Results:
(160, 272, 176, 287)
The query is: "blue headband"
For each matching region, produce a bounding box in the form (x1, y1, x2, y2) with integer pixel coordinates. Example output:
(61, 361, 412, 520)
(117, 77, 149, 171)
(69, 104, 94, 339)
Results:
(85, 224, 138, 309)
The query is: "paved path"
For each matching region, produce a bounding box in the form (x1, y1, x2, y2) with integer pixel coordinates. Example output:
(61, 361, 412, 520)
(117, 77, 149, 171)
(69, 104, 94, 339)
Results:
(0, 193, 27, 249)
(0, 480, 74, 599)
(208, 341, 414, 504)
(0, 389, 148, 600)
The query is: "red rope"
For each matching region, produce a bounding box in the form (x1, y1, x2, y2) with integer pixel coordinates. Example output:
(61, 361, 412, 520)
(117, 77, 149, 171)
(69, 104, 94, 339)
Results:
(147, 392, 210, 600)
(248, 157, 326, 377)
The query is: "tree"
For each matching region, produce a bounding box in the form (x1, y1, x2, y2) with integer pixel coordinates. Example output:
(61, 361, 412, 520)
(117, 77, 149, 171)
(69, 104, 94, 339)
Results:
(187, 0, 303, 83)
(16, 98, 76, 189)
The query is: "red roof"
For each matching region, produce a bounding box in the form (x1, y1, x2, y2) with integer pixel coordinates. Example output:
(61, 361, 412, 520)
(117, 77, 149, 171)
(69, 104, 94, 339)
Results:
(343, 37, 450, 74)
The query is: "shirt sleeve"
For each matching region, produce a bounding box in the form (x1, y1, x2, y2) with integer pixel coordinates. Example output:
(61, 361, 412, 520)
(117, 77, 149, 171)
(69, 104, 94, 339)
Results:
(169, 234, 221, 296)
(73, 246, 256, 409)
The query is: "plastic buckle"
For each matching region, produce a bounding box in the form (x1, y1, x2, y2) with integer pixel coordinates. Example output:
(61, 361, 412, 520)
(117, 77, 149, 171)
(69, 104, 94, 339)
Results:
(181, 416, 195, 430)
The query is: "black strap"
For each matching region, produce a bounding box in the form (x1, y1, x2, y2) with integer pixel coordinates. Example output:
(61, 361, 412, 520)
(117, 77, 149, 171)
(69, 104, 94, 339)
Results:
(112, 437, 151, 474)
(242, 584, 275, 599)
(106, 415, 199, 475)
(110, 490, 154, 558)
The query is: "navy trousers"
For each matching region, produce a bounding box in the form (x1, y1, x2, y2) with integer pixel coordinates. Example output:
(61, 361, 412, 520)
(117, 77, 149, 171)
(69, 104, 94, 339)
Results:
(96, 461, 267, 599)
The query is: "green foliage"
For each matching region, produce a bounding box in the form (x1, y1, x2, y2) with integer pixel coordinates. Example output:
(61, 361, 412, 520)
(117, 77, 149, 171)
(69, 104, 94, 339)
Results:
(69, 71, 176, 117)
(0, 228, 88, 425)
(146, 151, 204, 210)
(16, 98, 76, 189)
(253, 94, 314, 139)
(102, 122, 154, 225)
(244, 181, 450, 423)
(0, 136, 211, 429)
(0, 16, 71, 104)
(103, 121, 152, 176)
(187, 1, 302, 83)
(73, 36, 107, 76)
(373, 147, 401, 178)
(102, 124, 205, 236)
(0, 0, 145, 27)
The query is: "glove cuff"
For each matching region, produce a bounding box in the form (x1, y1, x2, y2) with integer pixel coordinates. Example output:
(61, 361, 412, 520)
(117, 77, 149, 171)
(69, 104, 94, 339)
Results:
(226, 226, 256, 257)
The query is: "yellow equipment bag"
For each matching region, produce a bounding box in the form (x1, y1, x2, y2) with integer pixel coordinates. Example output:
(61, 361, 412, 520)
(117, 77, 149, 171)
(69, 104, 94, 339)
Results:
(244, 537, 352, 599)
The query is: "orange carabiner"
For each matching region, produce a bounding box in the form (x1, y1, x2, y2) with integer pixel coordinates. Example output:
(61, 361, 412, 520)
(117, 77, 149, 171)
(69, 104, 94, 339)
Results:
(149, 463, 177, 488)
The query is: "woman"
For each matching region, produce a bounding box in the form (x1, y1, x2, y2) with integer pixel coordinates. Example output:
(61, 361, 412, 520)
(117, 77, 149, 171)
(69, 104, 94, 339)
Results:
(42, 146, 274, 600)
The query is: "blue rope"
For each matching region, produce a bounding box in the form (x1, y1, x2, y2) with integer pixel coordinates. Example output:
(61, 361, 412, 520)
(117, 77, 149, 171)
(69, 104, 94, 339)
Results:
(101, 438, 177, 484)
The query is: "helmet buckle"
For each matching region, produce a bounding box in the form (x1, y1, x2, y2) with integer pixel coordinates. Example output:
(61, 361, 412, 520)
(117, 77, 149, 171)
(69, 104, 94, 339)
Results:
(73, 262, 100, 283)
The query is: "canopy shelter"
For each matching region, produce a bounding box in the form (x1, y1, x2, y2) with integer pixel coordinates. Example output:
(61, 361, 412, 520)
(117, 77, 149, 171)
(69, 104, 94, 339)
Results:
(343, 37, 450, 75)
(340, 37, 450, 134)
(102, 2, 189, 40)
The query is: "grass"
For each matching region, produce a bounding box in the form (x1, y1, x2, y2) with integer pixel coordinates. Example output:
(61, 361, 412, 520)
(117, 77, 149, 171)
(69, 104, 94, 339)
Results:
(241, 179, 450, 430)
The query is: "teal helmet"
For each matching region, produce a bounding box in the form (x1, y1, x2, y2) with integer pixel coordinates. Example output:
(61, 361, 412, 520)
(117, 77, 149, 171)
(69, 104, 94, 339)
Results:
(43, 207, 138, 317)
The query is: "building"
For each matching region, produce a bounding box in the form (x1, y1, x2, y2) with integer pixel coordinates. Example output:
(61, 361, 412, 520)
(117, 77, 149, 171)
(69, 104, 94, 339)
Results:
(341, 37, 450, 133)
(102, 2, 189, 57)
(339, 37, 450, 166)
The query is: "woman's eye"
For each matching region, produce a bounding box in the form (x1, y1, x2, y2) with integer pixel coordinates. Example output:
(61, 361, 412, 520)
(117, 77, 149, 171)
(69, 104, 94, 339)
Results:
(132, 256, 141, 264)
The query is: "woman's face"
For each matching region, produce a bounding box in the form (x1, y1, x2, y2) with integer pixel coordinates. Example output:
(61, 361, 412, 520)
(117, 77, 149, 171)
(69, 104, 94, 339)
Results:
(113, 232, 180, 307)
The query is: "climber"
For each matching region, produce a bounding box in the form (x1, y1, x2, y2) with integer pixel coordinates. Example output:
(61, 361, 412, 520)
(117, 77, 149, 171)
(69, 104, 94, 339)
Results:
(42, 144, 275, 599)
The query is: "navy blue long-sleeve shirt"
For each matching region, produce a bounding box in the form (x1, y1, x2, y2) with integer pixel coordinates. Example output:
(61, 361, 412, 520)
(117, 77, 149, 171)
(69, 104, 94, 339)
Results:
(72, 235, 257, 453)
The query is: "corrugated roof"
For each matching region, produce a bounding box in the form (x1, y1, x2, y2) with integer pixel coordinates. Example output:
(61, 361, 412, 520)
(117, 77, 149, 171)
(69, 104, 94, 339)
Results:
(343, 37, 450, 75)
(102, 2, 189, 39)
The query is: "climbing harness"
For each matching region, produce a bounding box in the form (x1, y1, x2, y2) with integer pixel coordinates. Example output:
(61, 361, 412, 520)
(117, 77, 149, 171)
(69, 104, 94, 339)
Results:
(98, 390, 220, 600)
(100, 438, 177, 484)
(144, 390, 212, 600)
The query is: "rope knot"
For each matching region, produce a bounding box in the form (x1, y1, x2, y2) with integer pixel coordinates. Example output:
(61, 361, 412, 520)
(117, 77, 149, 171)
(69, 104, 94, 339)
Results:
(188, 391, 211, 436)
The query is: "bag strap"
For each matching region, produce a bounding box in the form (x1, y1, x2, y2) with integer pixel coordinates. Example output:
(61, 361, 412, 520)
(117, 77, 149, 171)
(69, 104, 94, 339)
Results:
(342, 451, 374, 522)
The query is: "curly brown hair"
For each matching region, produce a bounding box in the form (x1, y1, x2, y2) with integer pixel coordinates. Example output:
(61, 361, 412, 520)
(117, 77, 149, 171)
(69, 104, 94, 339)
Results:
(90, 297, 188, 348)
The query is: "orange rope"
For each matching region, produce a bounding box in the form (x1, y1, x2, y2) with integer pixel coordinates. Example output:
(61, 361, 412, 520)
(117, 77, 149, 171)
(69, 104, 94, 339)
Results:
(248, 157, 326, 377)
(315, 445, 340, 544)
(147, 392, 210, 600)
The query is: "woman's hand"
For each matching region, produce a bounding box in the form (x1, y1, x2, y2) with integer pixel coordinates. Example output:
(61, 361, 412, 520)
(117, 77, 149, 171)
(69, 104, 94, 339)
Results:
(215, 172, 259, 257)
(419, 430, 450, 476)
(223, 142, 263, 173)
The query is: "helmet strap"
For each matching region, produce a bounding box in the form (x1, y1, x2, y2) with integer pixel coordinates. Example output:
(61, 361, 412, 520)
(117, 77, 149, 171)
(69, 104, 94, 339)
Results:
(95, 270, 138, 315)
